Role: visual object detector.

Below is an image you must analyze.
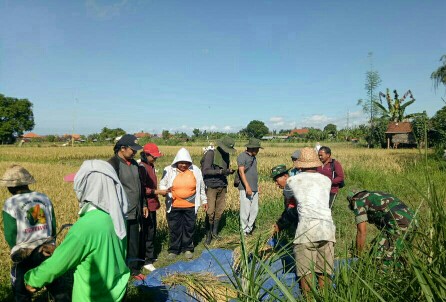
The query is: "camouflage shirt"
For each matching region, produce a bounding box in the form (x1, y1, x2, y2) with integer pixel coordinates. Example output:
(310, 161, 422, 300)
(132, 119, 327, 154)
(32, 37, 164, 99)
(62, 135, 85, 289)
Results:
(352, 191, 415, 231)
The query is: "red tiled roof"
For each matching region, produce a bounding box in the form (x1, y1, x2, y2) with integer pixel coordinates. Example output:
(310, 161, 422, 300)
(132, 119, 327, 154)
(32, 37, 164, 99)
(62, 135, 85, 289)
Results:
(134, 132, 151, 138)
(385, 122, 412, 134)
(22, 132, 42, 138)
(289, 128, 309, 135)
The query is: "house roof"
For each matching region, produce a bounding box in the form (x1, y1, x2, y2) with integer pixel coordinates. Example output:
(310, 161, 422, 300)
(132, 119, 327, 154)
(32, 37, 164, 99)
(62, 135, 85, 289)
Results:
(289, 128, 309, 135)
(385, 122, 412, 134)
(22, 132, 42, 138)
(134, 132, 151, 138)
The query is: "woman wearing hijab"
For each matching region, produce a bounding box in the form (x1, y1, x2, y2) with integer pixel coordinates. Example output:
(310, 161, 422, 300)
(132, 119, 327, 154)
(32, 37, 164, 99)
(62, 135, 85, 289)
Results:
(159, 148, 207, 260)
(24, 160, 130, 302)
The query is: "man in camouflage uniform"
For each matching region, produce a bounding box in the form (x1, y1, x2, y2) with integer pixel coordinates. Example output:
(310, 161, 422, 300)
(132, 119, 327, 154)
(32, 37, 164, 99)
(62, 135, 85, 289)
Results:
(347, 190, 416, 264)
(270, 164, 298, 234)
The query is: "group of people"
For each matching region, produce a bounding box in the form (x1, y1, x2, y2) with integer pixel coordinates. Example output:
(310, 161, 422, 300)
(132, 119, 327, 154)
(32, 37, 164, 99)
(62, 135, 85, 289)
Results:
(270, 146, 417, 295)
(0, 136, 418, 300)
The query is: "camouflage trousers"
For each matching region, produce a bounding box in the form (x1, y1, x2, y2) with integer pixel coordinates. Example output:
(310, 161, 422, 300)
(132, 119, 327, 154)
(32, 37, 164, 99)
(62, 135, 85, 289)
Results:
(372, 227, 413, 265)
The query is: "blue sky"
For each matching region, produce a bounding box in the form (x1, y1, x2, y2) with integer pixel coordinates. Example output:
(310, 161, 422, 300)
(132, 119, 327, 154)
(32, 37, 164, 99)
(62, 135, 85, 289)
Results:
(1, 0, 445, 135)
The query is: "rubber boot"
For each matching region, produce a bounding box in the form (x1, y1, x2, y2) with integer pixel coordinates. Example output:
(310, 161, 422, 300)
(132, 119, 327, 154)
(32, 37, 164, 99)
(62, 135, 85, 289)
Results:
(205, 217, 212, 245)
(212, 220, 222, 240)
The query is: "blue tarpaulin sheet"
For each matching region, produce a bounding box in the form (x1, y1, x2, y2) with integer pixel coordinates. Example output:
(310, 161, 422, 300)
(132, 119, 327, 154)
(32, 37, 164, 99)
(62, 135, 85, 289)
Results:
(134, 248, 354, 301)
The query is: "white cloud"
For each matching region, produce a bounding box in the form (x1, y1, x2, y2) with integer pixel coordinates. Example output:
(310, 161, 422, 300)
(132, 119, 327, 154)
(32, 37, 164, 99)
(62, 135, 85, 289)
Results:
(85, 0, 128, 19)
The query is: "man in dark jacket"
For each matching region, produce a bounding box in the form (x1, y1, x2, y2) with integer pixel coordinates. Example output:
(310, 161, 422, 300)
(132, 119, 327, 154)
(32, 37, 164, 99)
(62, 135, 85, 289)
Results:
(201, 136, 236, 244)
(108, 134, 146, 280)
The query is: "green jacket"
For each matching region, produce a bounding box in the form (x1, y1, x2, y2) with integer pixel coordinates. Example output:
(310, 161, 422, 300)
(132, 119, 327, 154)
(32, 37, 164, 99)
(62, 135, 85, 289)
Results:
(25, 209, 130, 302)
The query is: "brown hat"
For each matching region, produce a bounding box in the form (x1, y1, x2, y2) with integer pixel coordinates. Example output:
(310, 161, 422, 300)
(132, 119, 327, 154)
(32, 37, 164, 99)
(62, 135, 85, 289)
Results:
(295, 147, 322, 169)
(0, 165, 36, 187)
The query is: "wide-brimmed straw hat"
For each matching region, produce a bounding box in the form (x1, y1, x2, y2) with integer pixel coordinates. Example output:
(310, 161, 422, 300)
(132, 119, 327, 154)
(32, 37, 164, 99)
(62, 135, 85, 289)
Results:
(295, 147, 322, 169)
(0, 165, 36, 187)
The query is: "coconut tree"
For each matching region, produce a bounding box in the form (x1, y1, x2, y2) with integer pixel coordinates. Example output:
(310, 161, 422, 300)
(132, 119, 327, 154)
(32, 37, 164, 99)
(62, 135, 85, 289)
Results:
(431, 54, 446, 92)
(374, 89, 417, 122)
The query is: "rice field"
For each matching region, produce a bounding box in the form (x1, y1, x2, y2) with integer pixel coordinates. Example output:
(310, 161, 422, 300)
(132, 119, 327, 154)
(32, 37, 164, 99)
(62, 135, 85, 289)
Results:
(1, 142, 445, 301)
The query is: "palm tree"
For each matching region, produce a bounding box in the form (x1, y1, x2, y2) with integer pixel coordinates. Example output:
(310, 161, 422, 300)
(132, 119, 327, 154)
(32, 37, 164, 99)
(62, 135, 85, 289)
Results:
(374, 89, 417, 122)
(431, 55, 446, 91)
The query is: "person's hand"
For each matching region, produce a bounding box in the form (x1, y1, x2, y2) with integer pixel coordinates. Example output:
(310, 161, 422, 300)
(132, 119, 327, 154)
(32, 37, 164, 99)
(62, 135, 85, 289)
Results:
(272, 224, 279, 234)
(25, 284, 36, 293)
(143, 207, 149, 218)
(221, 169, 235, 176)
(40, 244, 55, 257)
(246, 188, 253, 197)
(156, 189, 168, 196)
(203, 204, 208, 211)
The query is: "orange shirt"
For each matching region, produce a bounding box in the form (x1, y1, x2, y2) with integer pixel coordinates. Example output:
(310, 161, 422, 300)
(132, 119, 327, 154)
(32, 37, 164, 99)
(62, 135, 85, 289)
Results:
(172, 170, 196, 208)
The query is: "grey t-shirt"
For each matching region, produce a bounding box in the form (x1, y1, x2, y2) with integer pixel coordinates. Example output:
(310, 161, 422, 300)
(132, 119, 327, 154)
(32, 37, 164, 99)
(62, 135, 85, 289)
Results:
(236, 151, 258, 191)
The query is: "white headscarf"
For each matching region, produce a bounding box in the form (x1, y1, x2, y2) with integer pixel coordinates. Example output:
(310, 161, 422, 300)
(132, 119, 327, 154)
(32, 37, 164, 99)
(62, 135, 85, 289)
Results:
(171, 147, 193, 166)
(73, 160, 128, 240)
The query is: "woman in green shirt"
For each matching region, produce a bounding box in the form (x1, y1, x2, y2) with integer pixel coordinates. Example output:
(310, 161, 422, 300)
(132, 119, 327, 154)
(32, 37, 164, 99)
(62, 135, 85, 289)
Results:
(24, 160, 131, 302)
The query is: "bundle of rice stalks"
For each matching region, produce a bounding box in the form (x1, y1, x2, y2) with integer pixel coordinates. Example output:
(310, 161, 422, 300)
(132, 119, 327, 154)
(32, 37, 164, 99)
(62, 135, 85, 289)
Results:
(232, 230, 275, 270)
(162, 272, 237, 302)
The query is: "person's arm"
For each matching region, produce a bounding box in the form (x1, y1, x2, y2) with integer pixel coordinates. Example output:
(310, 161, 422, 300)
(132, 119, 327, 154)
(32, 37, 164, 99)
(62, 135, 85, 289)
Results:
(2, 210, 17, 249)
(25, 230, 88, 289)
(159, 169, 169, 190)
(332, 160, 344, 185)
(139, 164, 155, 197)
(50, 207, 57, 237)
(356, 221, 367, 255)
(201, 150, 220, 176)
(238, 165, 252, 196)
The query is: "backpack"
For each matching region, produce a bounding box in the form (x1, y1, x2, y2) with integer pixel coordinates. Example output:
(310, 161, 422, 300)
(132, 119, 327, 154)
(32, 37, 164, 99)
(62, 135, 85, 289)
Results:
(200, 145, 215, 169)
(330, 159, 345, 188)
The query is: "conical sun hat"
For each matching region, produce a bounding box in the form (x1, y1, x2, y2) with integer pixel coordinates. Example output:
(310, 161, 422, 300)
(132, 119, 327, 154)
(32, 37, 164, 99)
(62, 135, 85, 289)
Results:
(0, 165, 36, 187)
(295, 147, 322, 169)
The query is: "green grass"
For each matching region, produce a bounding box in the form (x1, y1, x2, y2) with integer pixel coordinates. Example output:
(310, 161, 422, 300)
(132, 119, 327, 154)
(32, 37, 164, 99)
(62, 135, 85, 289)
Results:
(1, 144, 445, 301)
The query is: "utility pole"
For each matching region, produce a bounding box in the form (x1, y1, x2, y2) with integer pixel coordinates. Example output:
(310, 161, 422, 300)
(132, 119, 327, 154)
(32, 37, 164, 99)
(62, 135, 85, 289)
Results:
(368, 52, 374, 148)
(71, 98, 78, 147)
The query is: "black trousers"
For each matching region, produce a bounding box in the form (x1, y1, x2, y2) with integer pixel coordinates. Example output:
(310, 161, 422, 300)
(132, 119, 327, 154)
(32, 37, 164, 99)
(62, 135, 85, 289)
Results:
(11, 247, 72, 302)
(127, 219, 142, 275)
(141, 211, 157, 264)
(167, 207, 196, 254)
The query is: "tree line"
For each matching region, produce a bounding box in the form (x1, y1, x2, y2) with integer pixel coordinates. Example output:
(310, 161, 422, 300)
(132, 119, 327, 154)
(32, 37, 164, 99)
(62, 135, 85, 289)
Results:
(1, 54, 445, 147)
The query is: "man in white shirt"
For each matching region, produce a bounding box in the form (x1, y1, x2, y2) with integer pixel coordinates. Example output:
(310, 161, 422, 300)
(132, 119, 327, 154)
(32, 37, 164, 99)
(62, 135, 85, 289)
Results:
(287, 147, 336, 295)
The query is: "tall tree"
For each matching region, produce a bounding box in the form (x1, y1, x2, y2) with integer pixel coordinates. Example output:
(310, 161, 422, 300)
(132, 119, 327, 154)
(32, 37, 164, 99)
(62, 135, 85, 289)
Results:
(357, 54, 382, 147)
(431, 55, 446, 92)
(323, 123, 337, 137)
(240, 120, 269, 139)
(374, 89, 417, 122)
(0, 94, 35, 144)
(411, 111, 429, 148)
(161, 130, 171, 140)
(430, 106, 446, 146)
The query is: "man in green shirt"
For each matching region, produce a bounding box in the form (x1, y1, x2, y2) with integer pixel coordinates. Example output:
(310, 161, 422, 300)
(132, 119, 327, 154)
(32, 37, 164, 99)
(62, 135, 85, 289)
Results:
(1, 164, 70, 302)
(24, 160, 130, 302)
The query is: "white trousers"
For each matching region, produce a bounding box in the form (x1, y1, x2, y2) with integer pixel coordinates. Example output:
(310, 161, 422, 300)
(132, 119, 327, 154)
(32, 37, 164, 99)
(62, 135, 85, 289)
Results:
(239, 190, 259, 234)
